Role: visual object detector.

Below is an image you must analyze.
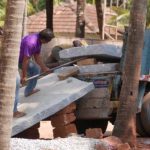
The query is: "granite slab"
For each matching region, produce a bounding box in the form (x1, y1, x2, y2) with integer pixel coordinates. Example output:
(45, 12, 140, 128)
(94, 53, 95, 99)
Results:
(59, 44, 122, 60)
(12, 73, 94, 136)
(54, 63, 119, 74)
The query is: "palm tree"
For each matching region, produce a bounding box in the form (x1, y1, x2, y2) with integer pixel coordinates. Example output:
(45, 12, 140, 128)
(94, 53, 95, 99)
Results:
(46, 0, 53, 31)
(112, 0, 148, 147)
(75, 0, 86, 38)
(0, 0, 25, 149)
(95, 0, 103, 39)
(22, 0, 28, 37)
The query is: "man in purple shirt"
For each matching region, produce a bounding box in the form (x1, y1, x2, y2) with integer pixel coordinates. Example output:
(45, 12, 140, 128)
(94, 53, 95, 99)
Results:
(14, 29, 54, 118)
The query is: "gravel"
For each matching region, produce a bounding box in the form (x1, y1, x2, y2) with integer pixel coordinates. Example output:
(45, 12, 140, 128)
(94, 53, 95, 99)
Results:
(11, 136, 109, 150)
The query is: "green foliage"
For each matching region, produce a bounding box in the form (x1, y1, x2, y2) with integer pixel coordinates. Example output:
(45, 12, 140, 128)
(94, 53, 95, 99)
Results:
(146, 0, 150, 27)
(28, 1, 36, 16)
(86, 0, 95, 4)
(38, 0, 46, 10)
(109, 6, 129, 27)
(0, 0, 6, 27)
(110, 0, 150, 28)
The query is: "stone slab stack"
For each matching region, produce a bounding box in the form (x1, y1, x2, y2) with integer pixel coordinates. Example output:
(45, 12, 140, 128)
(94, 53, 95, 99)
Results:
(76, 78, 113, 119)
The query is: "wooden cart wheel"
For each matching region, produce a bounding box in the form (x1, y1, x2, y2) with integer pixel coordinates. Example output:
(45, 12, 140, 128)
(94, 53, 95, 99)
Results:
(136, 113, 148, 137)
(141, 92, 150, 136)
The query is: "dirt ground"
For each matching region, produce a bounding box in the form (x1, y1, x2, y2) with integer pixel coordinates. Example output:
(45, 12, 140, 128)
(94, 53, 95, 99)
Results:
(38, 121, 150, 149)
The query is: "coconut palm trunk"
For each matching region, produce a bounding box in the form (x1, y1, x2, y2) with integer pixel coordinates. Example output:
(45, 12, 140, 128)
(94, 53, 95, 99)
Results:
(0, 0, 25, 149)
(95, 0, 103, 39)
(46, 0, 53, 31)
(22, 0, 27, 37)
(75, 0, 85, 38)
(112, 0, 147, 147)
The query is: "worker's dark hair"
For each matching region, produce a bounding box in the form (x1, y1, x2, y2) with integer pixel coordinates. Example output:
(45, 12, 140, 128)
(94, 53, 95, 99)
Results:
(39, 29, 54, 42)
(73, 40, 82, 47)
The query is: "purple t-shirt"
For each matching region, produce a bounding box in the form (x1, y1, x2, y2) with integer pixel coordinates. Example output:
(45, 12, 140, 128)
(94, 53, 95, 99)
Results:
(19, 33, 41, 63)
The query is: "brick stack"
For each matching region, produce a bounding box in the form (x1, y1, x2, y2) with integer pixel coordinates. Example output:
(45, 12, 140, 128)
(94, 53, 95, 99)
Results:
(51, 102, 77, 138)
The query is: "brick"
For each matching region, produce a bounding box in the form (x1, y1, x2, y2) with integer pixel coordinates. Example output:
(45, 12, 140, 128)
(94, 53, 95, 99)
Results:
(101, 136, 122, 149)
(51, 113, 76, 127)
(77, 58, 96, 66)
(86, 128, 103, 139)
(53, 123, 77, 138)
(95, 144, 108, 150)
(117, 143, 131, 150)
(56, 102, 76, 115)
(39, 121, 53, 139)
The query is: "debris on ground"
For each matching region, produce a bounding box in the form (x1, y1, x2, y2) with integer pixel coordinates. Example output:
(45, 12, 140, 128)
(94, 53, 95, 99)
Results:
(11, 136, 107, 150)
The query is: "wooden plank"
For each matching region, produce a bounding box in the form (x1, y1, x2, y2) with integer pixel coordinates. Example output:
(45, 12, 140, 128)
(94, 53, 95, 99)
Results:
(77, 58, 97, 66)
(58, 68, 79, 80)
(77, 98, 112, 109)
(76, 108, 112, 119)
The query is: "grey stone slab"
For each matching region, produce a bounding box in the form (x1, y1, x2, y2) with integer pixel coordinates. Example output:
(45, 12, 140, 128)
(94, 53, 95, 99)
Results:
(54, 63, 119, 74)
(12, 73, 94, 136)
(59, 44, 122, 59)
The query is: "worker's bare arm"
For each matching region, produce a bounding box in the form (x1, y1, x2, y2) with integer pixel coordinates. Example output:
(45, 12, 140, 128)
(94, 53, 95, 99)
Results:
(34, 53, 49, 72)
(22, 56, 30, 84)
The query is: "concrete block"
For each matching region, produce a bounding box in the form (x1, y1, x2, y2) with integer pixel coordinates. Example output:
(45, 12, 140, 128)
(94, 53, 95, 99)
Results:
(86, 128, 103, 139)
(53, 124, 77, 138)
(51, 113, 76, 127)
(77, 58, 96, 66)
(59, 44, 122, 60)
(12, 74, 94, 136)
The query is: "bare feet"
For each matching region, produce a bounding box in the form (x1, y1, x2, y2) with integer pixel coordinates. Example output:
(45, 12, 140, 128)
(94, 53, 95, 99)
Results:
(13, 111, 26, 118)
(25, 89, 40, 97)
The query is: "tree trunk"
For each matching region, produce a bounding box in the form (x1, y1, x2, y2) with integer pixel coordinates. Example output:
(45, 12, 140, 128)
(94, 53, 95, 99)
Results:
(95, 0, 103, 39)
(22, 0, 27, 37)
(112, 0, 147, 148)
(0, 0, 25, 149)
(46, 0, 53, 31)
(75, 0, 85, 38)
(64, 0, 74, 3)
